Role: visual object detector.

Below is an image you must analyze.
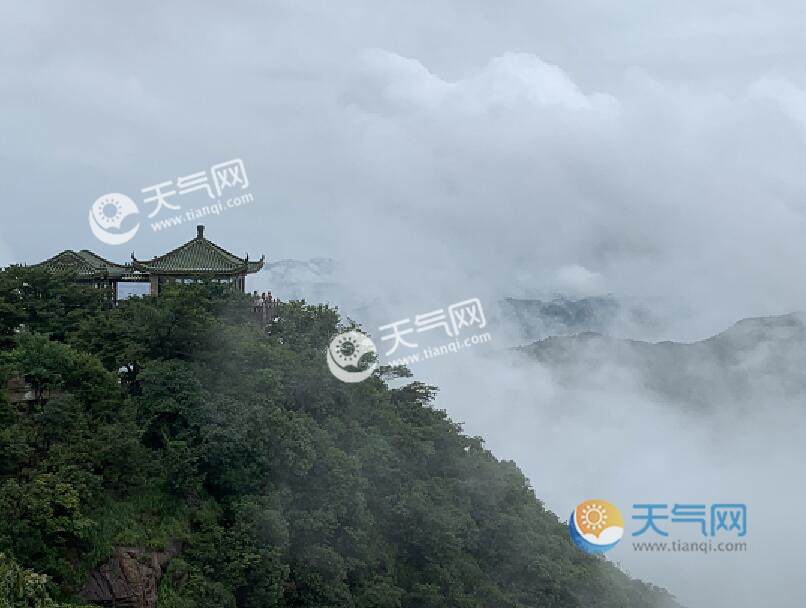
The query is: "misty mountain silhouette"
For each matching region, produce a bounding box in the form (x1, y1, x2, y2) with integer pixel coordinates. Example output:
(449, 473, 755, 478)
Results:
(515, 312, 806, 407)
(500, 295, 663, 341)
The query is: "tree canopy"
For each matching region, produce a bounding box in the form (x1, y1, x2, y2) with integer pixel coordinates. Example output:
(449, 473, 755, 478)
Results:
(0, 267, 679, 608)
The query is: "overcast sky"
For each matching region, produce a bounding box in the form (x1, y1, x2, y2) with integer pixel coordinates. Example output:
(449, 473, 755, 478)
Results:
(2, 0, 806, 338)
(2, 4, 806, 606)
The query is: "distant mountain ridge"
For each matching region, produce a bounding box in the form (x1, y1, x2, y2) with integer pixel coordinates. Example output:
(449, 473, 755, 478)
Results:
(257, 262, 665, 342)
(262, 258, 338, 299)
(500, 295, 661, 341)
(514, 312, 806, 407)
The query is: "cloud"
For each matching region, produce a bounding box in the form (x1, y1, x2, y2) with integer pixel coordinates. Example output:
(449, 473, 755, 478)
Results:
(3, 3, 806, 605)
(3, 5, 806, 342)
(0, 236, 13, 269)
(553, 264, 606, 295)
(748, 76, 806, 126)
(335, 50, 806, 339)
(429, 331, 806, 608)
(353, 50, 618, 114)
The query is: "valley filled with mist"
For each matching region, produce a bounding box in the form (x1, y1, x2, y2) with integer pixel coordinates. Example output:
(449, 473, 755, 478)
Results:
(260, 259, 805, 608)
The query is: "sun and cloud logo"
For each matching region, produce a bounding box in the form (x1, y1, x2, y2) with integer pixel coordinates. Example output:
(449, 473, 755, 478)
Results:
(88, 193, 140, 245)
(326, 330, 378, 383)
(569, 499, 624, 554)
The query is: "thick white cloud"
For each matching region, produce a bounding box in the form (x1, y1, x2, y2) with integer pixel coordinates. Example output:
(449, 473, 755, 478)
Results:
(336, 48, 806, 338)
(354, 50, 617, 113)
(2, 3, 806, 341)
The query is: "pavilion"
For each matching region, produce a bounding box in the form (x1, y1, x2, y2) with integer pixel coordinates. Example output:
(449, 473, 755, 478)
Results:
(32, 225, 264, 298)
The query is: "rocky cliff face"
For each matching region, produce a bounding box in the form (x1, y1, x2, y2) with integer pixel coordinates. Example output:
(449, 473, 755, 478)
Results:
(79, 541, 181, 608)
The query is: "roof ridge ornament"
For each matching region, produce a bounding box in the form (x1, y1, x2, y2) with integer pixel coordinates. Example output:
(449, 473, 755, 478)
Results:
(197, 225, 205, 239)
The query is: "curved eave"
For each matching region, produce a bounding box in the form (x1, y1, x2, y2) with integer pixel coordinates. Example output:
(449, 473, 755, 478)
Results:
(130, 256, 265, 276)
(246, 255, 265, 274)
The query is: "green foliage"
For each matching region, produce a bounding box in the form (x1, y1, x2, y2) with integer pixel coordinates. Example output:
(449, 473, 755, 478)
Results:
(0, 269, 680, 608)
(12, 332, 121, 412)
(0, 553, 93, 608)
(84, 490, 196, 564)
(0, 552, 55, 608)
(157, 558, 236, 608)
(0, 267, 107, 347)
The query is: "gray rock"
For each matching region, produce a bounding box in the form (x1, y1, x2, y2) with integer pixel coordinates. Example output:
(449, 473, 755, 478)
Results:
(79, 540, 181, 608)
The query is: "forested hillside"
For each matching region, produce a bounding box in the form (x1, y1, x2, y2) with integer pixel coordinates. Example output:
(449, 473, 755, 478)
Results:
(0, 267, 678, 608)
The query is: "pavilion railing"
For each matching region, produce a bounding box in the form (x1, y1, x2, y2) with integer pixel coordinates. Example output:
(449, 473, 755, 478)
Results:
(251, 300, 280, 326)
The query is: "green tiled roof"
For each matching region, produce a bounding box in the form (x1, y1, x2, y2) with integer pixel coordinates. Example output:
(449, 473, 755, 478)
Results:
(131, 226, 264, 275)
(34, 250, 129, 279)
(31, 226, 264, 280)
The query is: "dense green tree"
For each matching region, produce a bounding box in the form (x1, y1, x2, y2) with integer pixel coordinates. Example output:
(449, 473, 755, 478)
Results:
(0, 267, 107, 347)
(0, 268, 680, 608)
(0, 552, 94, 608)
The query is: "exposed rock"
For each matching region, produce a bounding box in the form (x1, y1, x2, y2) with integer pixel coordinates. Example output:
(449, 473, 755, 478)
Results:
(79, 540, 181, 608)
